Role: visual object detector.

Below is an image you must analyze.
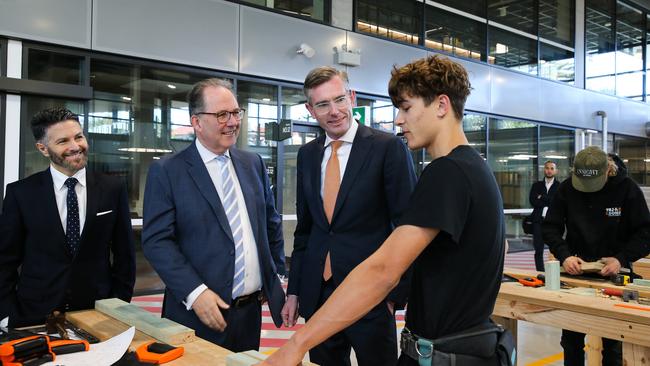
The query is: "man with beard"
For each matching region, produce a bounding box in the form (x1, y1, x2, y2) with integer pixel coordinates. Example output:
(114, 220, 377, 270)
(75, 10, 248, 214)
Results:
(528, 160, 560, 271)
(142, 78, 286, 351)
(0, 107, 135, 327)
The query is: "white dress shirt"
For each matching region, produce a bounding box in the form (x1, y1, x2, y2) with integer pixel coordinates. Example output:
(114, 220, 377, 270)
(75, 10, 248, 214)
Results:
(542, 177, 556, 217)
(320, 121, 359, 198)
(50, 166, 87, 235)
(184, 139, 262, 310)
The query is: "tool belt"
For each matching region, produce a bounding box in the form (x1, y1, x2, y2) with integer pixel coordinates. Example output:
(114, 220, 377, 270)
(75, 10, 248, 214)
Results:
(400, 322, 515, 366)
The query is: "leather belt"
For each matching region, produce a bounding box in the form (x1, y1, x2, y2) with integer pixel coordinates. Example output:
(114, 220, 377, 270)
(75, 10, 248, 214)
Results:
(231, 290, 262, 308)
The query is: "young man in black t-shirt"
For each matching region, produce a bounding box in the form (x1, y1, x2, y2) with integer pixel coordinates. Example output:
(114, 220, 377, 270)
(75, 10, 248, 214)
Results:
(259, 55, 506, 366)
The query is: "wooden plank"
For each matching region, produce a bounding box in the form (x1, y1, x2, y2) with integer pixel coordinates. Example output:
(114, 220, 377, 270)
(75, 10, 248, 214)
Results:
(95, 298, 195, 345)
(622, 343, 650, 365)
(504, 267, 650, 298)
(492, 297, 650, 348)
(584, 335, 602, 366)
(67, 310, 231, 366)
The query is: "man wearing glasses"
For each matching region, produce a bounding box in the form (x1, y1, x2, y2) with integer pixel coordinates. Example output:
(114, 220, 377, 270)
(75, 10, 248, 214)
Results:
(142, 78, 286, 351)
(282, 67, 416, 365)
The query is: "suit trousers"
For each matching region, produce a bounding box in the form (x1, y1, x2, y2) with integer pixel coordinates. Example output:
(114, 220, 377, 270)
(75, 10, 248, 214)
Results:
(193, 296, 262, 353)
(532, 222, 545, 272)
(308, 279, 397, 366)
(561, 330, 621, 366)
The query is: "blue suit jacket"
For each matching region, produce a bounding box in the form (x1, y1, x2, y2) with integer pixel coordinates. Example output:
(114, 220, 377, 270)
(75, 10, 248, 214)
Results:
(142, 143, 285, 343)
(288, 124, 416, 319)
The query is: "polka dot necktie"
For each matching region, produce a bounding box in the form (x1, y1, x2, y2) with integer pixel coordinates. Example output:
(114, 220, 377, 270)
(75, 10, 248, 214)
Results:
(216, 155, 245, 299)
(64, 177, 80, 257)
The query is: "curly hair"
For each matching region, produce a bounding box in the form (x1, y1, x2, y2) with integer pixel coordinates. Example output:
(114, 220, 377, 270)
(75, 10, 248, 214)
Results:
(31, 107, 80, 142)
(388, 55, 471, 119)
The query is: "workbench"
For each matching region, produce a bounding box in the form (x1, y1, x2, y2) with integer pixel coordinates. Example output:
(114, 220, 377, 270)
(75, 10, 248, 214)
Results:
(496, 268, 650, 365)
(66, 310, 317, 365)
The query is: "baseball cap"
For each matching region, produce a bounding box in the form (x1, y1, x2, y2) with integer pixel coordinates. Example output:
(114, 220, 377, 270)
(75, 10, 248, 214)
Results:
(572, 146, 608, 193)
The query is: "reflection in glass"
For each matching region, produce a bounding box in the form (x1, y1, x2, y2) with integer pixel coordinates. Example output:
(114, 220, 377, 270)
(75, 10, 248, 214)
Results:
(371, 100, 394, 132)
(434, 0, 486, 17)
(539, 126, 574, 182)
(240, 0, 328, 22)
(281, 87, 314, 123)
(488, 0, 535, 34)
(356, 0, 421, 45)
(539, 0, 575, 47)
(540, 43, 575, 84)
(616, 1, 643, 99)
(489, 26, 538, 76)
(615, 135, 648, 185)
(424, 5, 486, 61)
(586, 0, 615, 94)
(463, 114, 487, 158)
(26, 48, 84, 85)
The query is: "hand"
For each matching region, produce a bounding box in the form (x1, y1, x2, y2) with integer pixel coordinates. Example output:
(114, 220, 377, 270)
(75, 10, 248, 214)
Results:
(282, 295, 299, 327)
(386, 301, 395, 315)
(255, 337, 304, 366)
(563, 256, 584, 275)
(600, 257, 622, 277)
(192, 289, 230, 332)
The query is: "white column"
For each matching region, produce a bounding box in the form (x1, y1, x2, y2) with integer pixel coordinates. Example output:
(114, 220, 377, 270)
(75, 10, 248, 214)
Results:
(4, 40, 22, 195)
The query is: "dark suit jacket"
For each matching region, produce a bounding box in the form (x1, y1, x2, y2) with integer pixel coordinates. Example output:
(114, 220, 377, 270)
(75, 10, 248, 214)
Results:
(529, 178, 560, 222)
(142, 143, 285, 344)
(288, 124, 416, 319)
(0, 169, 135, 327)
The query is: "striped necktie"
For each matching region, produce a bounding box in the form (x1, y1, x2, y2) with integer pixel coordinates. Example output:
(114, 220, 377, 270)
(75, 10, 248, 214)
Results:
(216, 155, 246, 298)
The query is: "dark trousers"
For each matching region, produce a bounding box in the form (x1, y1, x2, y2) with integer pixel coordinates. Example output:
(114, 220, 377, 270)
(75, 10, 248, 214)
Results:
(308, 279, 397, 366)
(532, 222, 545, 272)
(561, 330, 622, 366)
(194, 296, 262, 353)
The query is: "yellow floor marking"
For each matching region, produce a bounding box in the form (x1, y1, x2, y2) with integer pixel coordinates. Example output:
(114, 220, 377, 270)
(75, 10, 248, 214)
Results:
(526, 352, 564, 366)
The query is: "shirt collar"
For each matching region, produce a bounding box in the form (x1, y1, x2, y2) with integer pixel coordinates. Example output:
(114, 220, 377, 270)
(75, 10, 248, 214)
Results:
(50, 165, 86, 191)
(545, 177, 555, 184)
(195, 139, 230, 163)
(324, 120, 358, 148)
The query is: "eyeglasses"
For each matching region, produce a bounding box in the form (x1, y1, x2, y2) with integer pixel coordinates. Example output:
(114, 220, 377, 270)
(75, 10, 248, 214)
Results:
(195, 109, 246, 124)
(311, 95, 349, 116)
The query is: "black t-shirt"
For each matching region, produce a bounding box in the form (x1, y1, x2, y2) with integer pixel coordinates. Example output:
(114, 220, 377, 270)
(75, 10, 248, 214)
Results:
(399, 145, 505, 339)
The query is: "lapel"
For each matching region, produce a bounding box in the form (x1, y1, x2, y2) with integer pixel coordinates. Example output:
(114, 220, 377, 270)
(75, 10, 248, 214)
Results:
(81, 171, 99, 244)
(229, 148, 260, 243)
(331, 124, 373, 225)
(184, 143, 234, 242)
(311, 135, 328, 225)
(39, 170, 67, 248)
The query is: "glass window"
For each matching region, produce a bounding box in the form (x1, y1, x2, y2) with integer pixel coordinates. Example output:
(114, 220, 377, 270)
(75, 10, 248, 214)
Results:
(20, 96, 85, 179)
(616, 1, 644, 99)
(240, 0, 329, 22)
(615, 135, 648, 185)
(540, 43, 575, 84)
(424, 5, 486, 61)
(463, 113, 487, 158)
(25, 48, 84, 85)
(434, 0, 486, 18)
(488, 0, 535, 35)
(539, 0, 575, 47)
(356, 0, 421, 46)
(539, 126, 574, 182)
(371, 100, 394, 132)
(281, 86, 314, 123)
(237, 81, 279, 191)
(585, 0, 615, 94)
(489, 26, 538, 76)
(646, 14, 650, 102)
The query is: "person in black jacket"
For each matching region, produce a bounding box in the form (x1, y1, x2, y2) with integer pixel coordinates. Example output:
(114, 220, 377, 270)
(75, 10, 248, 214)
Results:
(543, 146, 650, 366)
(529, 160, 560, 271)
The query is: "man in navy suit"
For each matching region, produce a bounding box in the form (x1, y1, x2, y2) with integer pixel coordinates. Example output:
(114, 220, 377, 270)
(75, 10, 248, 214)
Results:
(529, 160, 560, 271)
(282, 67, 416, 365)
(142, 78, 285, 351)
(0, 107, 135, 327)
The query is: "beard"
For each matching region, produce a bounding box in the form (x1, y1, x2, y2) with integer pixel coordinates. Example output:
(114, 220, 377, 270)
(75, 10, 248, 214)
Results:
(49, 147, 88, 174)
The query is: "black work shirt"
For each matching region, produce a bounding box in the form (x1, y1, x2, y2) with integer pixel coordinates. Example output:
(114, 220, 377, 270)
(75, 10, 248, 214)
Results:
(399, 145, 505, 339)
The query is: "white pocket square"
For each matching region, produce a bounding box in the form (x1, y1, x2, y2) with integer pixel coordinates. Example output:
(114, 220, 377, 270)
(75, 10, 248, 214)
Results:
(96, 210, 113, 216)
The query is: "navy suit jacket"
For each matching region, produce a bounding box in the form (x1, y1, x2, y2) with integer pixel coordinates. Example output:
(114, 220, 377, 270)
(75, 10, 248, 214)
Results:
(142, 143, 286, 344)
(529, 179, 560, 222)
(0, 169, 135, 327)
(288, 124, 416, 319)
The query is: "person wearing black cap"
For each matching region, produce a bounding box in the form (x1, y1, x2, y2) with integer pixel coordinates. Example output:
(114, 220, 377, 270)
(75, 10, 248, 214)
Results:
(543, 145, 650, 366)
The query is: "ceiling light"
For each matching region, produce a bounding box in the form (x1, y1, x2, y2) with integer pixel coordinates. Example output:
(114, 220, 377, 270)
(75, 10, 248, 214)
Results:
(118, 147, 173, 153)
(121, 96, 132, 101)
(495, 43, 509, 54)
(545, 155, 567, 159)
(262, 98, 271, 102)
(167, 84, 177, 89)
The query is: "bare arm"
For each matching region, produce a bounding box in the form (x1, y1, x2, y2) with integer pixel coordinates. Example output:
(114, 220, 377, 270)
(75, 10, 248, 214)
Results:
(258, 225, 438, 365)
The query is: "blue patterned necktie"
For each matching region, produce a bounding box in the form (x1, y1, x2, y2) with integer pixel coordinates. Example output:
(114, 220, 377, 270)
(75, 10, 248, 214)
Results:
(64, 177, 80, 257)
(216, 155, 245, 298)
